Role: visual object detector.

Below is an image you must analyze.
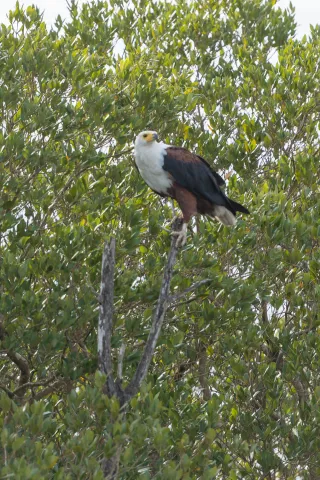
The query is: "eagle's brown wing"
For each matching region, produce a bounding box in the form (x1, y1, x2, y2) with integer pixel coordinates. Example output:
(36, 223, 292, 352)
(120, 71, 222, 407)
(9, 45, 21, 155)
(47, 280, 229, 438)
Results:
(163, 147, 249, 215)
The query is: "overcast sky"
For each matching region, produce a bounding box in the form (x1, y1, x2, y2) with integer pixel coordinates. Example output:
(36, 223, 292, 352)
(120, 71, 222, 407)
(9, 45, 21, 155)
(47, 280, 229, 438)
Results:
(0, 0, 318, 37)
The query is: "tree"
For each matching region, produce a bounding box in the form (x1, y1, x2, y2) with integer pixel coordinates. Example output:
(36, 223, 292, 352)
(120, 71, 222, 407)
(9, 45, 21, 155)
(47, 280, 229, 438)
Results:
(1, 1, 320, 478)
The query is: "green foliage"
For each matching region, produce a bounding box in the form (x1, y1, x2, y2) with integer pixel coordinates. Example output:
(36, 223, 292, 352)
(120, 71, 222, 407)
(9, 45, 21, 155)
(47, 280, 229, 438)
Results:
(1, 0, 320, 478)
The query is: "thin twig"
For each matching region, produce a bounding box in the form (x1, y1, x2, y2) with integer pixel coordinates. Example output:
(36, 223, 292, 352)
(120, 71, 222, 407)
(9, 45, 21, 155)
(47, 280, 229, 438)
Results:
(169, 296, 201, 309)
(168, 279, 212, 304)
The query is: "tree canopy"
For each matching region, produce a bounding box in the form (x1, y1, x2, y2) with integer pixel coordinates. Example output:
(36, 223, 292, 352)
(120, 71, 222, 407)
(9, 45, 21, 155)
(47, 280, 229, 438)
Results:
(1, 0, 320, 478)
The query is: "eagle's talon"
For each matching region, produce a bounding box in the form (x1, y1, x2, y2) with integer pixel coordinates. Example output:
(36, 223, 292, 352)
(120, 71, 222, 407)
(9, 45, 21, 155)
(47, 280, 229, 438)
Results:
(171, 222, 187, 247)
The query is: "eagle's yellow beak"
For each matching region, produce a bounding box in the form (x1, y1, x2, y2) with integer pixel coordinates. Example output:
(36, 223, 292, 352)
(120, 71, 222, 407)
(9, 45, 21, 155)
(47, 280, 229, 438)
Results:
(145, 132, 158, 142)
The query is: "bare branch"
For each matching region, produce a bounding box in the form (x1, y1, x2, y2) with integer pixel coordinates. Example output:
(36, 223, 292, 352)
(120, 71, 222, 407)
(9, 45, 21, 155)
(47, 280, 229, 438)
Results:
(98, 221, 190, 477)
(261, 300, 268, 324)
(102, 448, 121, 479)
(261, 343, 307, 408)
(169, 295, 202, 309)
(12, 376, 56, 396)
(168, 279, 211, 304)
(97, 239, 118, 398)
(124, 218, 182, 399)
(117, 343, 126, 380)
(261, 343, 270, 356)
(292, 378, 307, 406)
(0, 314, 6, 340)
(292, 326, 317, 338)
(6, 350, 30, 397)
(198, 342, 211, 401)
(32, 378, 68, 401)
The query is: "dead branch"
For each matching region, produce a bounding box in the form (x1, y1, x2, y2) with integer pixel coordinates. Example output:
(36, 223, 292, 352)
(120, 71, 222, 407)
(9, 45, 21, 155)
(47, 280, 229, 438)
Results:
(124, 218, 182, 399)
(168, 278, 211, 305)
(98, 219, 210, 478)
(12, 376, 56, 396)
(117, 343, 126, 380)
(6, 350, 30, 398)
(198, 342, 211, 401)
(97, 238, 121, 400)
(32, 378, 69, 401)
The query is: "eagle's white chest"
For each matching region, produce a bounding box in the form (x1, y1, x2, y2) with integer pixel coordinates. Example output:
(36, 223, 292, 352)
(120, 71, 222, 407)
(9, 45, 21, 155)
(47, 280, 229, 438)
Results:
(134, 143, 173, 194)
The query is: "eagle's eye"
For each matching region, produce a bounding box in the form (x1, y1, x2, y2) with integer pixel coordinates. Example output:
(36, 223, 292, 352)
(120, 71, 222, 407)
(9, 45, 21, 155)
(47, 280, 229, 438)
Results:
(143, 133, 148, 138)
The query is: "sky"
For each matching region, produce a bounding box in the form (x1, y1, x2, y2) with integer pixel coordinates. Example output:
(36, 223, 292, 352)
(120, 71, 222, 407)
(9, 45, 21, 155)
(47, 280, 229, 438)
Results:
(0, 0, 318, 37)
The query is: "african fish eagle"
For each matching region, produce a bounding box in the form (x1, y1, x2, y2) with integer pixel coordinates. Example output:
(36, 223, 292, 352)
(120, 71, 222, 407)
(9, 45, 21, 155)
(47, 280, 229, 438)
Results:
(134, 130, 250, 246)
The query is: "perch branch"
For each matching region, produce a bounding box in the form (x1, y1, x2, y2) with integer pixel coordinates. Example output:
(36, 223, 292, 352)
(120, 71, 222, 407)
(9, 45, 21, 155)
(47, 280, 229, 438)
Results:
(124, 218, 182, 398)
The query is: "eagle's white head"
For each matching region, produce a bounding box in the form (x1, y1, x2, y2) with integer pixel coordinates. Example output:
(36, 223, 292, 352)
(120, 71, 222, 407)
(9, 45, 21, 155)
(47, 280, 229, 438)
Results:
(134, 129, 172, 195)
(135, 130, 159, 148)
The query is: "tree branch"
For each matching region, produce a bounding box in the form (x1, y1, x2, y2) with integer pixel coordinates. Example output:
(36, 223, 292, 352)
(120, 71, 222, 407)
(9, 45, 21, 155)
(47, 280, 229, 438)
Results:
(32, 378, 68, 401)
(6, 350, 30, 398)
(12, 376, 56, 396)
(198, 342, 211, 401)
(168, 279, 211, 305)
(117, 343, 126, 380)
(98, 239, 119, 399)
(292, 378, 307, 407)
(261, 300, 268, 324)
(101, 448, 121, 479)
(124, 218, 182, 399)
(98, 221, 199, 478)
(261, 343, 307, 408)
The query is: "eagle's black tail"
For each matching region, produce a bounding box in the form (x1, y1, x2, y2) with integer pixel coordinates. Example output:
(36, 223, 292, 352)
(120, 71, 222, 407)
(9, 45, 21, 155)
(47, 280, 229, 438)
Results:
(227, 198, 250, 215)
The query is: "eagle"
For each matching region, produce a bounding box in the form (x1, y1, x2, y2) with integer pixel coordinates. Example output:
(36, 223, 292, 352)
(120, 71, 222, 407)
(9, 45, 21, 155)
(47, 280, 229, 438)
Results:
(134, 130, 250, 246)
